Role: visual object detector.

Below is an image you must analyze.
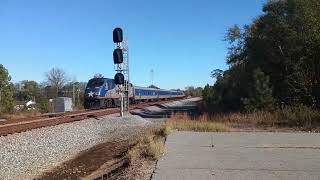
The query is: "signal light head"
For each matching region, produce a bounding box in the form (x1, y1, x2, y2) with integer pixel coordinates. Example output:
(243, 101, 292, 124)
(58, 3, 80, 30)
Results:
(113, 28, 123, 43)
(113, 49, 123, 64)
(114, 73, 124, 85)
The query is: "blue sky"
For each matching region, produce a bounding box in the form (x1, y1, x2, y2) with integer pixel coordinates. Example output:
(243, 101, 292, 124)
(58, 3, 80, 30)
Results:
(0, 0, 266, 89)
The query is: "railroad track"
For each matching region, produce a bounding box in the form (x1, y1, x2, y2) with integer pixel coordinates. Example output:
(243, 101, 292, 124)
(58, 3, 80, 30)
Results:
(0, 99, 182, 136)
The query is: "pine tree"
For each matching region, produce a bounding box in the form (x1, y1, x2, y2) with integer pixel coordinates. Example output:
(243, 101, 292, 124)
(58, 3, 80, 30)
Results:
(243, 69, 275, 111)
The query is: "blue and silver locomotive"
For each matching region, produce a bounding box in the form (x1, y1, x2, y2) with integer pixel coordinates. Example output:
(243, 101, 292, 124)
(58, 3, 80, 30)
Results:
(84, 77, 185, 109)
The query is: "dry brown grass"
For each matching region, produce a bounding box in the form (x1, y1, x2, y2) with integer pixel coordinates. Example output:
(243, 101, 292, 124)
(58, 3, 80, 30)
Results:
(0, 111, 41, 120)
(159, 124, 172, 137)
(128, 129, 165, 162)
(207, 112, 278, 126)
(193, 105, 320, 131)
(165, 113, 230, 132)
(208, 108, 320, 130)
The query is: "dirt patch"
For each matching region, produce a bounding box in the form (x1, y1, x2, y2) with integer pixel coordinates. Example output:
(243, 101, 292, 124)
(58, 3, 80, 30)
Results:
(37, 127, 166, 180)
(38, 136, 139, 179)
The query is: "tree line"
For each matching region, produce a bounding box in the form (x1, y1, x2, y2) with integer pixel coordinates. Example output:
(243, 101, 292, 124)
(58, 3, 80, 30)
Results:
(203, 0, 320, 112)
(0, 64, 201, 114)
(0, 65, 86, 113)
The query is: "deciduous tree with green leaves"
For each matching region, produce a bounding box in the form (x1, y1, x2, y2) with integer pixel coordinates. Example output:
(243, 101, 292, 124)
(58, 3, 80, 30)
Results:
(205, 0, 320, 112)
(0, 64, 15, 113)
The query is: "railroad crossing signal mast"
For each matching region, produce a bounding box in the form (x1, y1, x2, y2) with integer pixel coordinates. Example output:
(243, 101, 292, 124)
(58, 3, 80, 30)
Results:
(113, 27, 130, 117)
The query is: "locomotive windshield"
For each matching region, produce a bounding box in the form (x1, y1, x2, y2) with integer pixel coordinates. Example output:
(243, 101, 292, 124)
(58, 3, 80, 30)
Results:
(106, 79, 115, 90)
(87, 78, 105, 88)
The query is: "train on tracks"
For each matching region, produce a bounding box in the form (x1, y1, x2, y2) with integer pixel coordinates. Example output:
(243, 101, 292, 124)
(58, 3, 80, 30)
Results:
(84, 77, 185, 109)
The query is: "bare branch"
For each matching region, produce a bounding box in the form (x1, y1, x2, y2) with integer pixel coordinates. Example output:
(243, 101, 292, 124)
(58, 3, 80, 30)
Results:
(45, 68, 69, 93)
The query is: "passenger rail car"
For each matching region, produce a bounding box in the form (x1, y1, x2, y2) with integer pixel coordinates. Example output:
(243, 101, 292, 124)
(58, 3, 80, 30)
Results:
(84, 77, 185, 109)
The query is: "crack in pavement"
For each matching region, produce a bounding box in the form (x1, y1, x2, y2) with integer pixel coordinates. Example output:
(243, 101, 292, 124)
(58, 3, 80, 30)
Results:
(167, 168, 320, 173)
(253, 146, 320, 149)
(199, 146, 320, 149)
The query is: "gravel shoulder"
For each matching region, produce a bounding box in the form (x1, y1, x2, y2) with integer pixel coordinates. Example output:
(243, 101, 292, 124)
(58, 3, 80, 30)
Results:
(0, 114, 151, 180)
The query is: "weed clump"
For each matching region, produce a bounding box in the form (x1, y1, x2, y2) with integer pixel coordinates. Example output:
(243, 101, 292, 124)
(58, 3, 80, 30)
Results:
(128, 130, 165, 162)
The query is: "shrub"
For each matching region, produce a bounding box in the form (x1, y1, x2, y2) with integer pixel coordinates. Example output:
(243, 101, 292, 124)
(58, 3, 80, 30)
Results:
(276, 105, 320, 127)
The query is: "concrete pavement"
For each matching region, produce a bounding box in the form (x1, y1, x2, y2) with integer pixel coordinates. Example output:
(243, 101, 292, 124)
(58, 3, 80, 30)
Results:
(152, 132, 320, 180)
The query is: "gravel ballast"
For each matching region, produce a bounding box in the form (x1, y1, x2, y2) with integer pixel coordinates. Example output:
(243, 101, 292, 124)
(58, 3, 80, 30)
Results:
(0, 114, 150, 180)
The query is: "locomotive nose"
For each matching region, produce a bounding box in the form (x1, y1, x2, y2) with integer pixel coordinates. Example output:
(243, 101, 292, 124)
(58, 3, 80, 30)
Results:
(86, 88, 101, 97)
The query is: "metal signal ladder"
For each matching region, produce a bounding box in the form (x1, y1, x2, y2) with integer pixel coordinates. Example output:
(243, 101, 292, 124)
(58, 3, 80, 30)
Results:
(122, 38, 130, 111)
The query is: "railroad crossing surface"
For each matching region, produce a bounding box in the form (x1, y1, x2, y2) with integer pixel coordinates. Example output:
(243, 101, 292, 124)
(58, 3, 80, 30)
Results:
(152, 132, 320, 180)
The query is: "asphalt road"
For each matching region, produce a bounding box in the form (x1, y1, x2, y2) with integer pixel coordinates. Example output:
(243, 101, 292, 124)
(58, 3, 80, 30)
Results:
(152, 132, 320, 180)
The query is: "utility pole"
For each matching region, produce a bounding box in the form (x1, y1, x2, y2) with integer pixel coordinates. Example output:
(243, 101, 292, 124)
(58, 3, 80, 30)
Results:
(72, 83, 75, 107)
(150, 69, 154, 86)
(77, 88, 80, 107)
